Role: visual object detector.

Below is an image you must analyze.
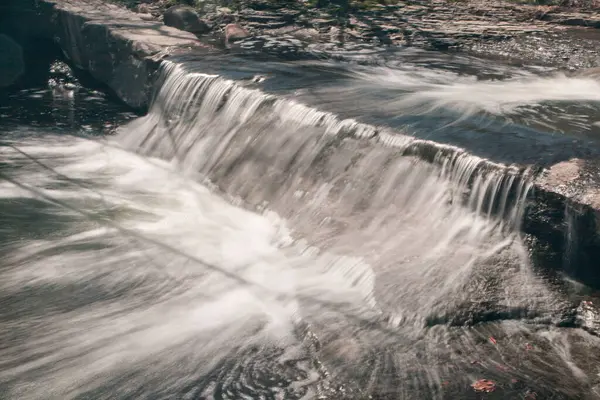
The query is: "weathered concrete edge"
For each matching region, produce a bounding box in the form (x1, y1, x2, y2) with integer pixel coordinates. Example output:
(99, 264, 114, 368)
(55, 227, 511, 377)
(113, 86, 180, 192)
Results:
(35, 0, 202, 110)
(528, 160, 600, 285)
(392, 140, 600, 287)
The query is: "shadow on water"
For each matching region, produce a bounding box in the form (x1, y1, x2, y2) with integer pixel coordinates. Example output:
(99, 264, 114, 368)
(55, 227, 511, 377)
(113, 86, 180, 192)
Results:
(0, 33, 139, 134)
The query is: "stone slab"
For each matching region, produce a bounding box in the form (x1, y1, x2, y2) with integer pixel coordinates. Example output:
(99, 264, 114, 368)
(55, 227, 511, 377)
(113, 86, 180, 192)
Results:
(37, 0, 202, 109)
(530, 157, 600, 286)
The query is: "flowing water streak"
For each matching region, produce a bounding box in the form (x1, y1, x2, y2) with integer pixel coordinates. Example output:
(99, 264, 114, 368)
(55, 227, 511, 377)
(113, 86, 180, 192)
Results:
(0, 132, 376, 399)
(342, 66, 600, 131)
(135, 61, 531, 254)
(122, 61, 532, 229)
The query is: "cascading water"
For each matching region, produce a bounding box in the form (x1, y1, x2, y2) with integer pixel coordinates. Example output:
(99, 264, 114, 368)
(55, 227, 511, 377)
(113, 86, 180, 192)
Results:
(116, 61, 584, 396)
(3, 57, 600, 399)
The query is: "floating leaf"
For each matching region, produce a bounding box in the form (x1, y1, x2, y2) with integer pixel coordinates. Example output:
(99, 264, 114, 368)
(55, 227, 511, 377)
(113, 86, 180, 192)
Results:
(471, 379, 496, 393)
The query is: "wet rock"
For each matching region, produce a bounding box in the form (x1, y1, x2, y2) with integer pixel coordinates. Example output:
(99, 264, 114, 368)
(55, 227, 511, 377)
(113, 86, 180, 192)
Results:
(576, 300, 600, 336)
(225, 23, 251, 42)
(0, 34, 24, 88)
(573, 66, 600, 78)
(164, 5, 210, 35)
(469, 30, 600, 71)
(136, 3, 152, 14)
(243, 13, 289, 29)
(528, 157, 600, 288)
(540, 12, 600, 29)
(138, 13, 156, 21)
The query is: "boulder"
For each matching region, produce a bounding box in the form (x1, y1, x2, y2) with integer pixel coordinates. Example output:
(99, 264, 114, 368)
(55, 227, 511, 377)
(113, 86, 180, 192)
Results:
(163, 5, 210, 35)
(0, 34, 24, 88)
(225, 23, 250, 43)
(138, 13, 156, 21)
(136, 3, 150, 13)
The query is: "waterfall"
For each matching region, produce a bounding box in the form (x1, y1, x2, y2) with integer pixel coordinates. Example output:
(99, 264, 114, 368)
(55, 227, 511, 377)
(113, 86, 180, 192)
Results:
(116, 60, 554, 328)
(113, 60, 579, 398)
(120, 61, 532, 231)
(2, 57, 595, 400)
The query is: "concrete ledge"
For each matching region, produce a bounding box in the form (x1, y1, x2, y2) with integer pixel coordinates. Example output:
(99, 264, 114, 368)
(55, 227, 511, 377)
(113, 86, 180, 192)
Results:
(529, 159, 600, 286)
(30, 0, 202, 109)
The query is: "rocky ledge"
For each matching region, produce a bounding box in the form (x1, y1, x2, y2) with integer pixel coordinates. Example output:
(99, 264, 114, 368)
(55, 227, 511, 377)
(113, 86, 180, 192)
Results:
(3, 0, 205, 109)
(119, 0, 600, 68)
(527, 157, 600, 287)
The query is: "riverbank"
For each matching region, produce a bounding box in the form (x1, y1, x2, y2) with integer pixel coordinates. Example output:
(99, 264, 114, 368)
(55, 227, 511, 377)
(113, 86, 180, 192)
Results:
(112, 0, 600, 68)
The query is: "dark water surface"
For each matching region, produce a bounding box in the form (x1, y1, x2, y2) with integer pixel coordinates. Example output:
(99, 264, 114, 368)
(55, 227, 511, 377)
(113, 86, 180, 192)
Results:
(2, 49, 600, 399)
(178, 47, 600, 166)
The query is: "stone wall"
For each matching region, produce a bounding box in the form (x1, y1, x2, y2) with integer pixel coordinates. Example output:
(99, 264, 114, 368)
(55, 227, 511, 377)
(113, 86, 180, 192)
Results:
(6, 0, 201, 109)
(530, 159, 600, 287)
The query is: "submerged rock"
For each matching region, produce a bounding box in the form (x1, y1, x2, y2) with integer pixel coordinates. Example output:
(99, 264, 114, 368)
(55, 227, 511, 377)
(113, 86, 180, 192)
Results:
(136, 3, 150, 13)
(573, 66, 600, 79)
(0, 34, 24, 88)
(164, 5, 210, 35)
(225, 23, 251, 43)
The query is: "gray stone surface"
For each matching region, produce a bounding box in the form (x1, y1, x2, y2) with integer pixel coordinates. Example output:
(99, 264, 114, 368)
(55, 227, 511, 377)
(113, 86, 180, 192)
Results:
(540, 11, 600, 28)
(530, 158, 600, 287)
(228, 0, 600, 68)
(34, 0, 203, 109)
(163, 5, 210, 35)
(225, 23, 251, 43)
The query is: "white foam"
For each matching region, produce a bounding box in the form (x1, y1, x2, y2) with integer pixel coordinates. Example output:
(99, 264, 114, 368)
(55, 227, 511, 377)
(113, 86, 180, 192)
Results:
(0, 134, 375, 399)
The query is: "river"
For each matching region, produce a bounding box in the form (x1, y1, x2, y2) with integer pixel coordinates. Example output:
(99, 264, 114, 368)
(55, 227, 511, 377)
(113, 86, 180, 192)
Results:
(2, 49, 600, 399)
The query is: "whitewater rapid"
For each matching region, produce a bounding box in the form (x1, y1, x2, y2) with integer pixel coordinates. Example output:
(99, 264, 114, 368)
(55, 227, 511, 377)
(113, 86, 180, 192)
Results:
(0, 126, 593, 399)
(0, 132, 383, 399)
(3, 54, 600, 399)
